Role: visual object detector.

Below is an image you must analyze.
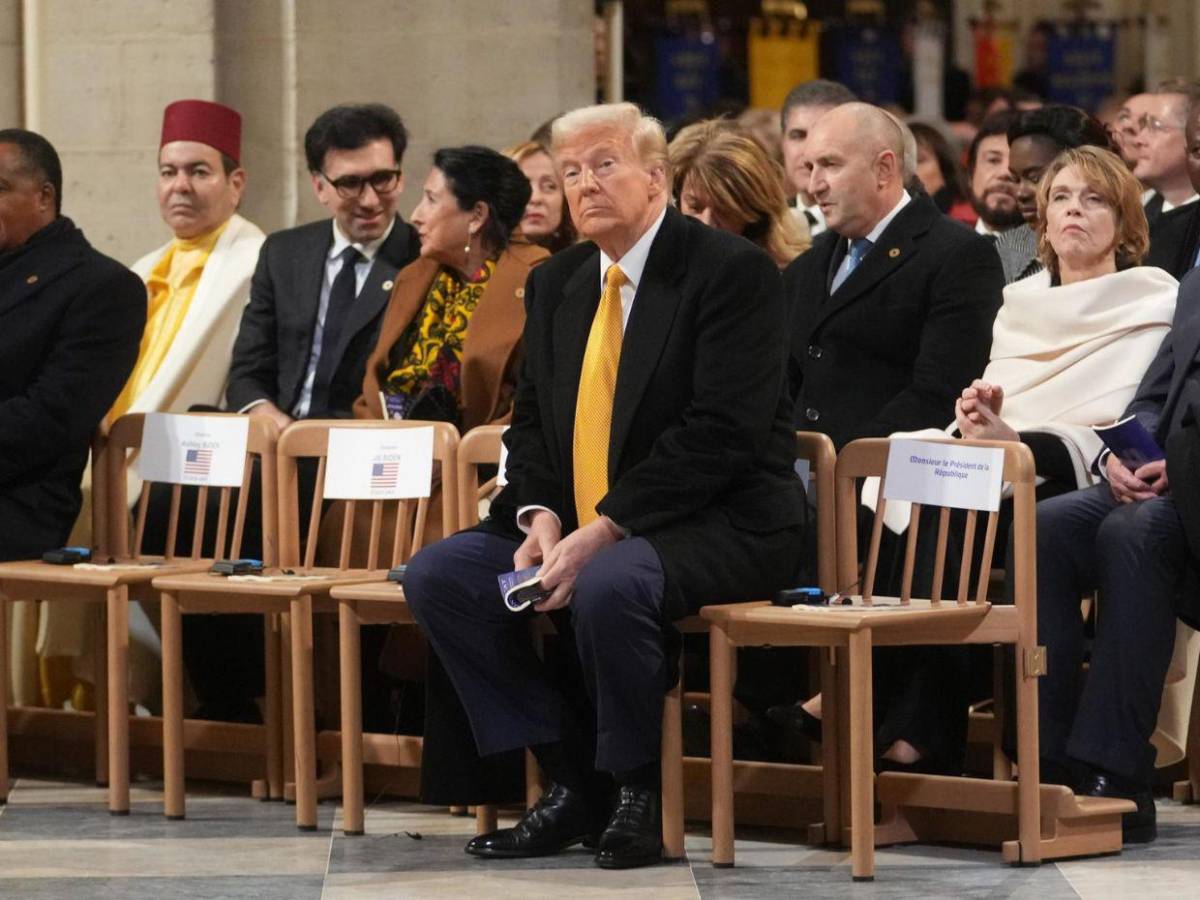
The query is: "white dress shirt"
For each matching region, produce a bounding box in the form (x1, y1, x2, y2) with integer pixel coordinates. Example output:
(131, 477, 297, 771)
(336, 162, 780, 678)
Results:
(515, 207, 669, 534)
(291, 219, 395, 418)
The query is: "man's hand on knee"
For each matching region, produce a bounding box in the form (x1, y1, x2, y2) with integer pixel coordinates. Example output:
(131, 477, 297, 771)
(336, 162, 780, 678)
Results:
(535, 517, 623, 611)
(1106, 454, 1156, 504)
(514, 510, 562, 570)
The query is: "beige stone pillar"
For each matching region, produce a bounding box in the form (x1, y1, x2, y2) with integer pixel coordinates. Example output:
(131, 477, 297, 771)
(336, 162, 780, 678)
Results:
(0, 1, 20, 126)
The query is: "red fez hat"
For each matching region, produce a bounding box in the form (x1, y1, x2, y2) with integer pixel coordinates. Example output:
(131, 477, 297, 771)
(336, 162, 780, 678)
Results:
(160, 99, 242, 163)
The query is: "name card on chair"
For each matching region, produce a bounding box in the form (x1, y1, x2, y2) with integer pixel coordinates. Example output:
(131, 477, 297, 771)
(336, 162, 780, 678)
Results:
(324, 426, 434, 500)
(883, 439, 1003, 511)
(138, 413, 249, 487)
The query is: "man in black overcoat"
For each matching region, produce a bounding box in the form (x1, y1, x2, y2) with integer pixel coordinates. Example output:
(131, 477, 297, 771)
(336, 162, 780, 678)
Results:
(403, 102, 806, 869)
(1145, 99, 1200, 279)
(779, 102, 1004, 773)
(0, 129, 144, 562)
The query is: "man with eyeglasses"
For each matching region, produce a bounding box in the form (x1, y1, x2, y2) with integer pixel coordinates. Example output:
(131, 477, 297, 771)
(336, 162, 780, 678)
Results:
(1132, 82, 1200, 227)
(226, 102, 420, 425)
(1147, 98, 1200, 279)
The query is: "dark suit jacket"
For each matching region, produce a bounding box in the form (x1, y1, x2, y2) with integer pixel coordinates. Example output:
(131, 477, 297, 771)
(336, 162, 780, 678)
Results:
(784, 193, 1004, 449)
(225, 216, 420, 417)
(1146, 202, 1200, 280)
(491, 207, 807, 620)
(0, 218, 145, 560)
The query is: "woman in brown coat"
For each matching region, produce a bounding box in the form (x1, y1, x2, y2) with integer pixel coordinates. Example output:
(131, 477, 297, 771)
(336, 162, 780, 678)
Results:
(324, 146, 547, 805)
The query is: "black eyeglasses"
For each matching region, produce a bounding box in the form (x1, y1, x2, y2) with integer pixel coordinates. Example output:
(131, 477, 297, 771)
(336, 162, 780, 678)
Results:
(321, 168, 402, 199)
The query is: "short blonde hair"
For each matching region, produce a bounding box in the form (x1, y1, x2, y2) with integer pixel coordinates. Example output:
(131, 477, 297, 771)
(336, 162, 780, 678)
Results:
(668, 119, 810, 267)
(550, 102, 669, 177)
(1035, 146, 1149, 276)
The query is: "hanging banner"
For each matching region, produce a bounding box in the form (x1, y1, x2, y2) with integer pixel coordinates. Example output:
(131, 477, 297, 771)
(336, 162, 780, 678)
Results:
(748, 20, 819, 110)
(654, 34, 720, 120)
(1046, 26, 1115, 112)
(833, 26, 900, 106)
(912, 20, 945, 120)
(973, 21, 1015, 88)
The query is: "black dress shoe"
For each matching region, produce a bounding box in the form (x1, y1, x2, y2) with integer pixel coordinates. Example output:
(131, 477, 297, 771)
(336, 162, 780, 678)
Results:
(595, 786, 662, 869)
(465, 783, 602, 858)
(1077, 769, 1156, 844)
(766, 702, 823, 743)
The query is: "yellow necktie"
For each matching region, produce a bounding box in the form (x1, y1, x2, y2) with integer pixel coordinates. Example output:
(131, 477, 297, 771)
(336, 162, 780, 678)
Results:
(573, 264, 627, 527)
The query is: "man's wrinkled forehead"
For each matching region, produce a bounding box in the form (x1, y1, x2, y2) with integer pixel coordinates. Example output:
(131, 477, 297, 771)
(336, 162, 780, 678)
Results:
(555, 125, 636, 165)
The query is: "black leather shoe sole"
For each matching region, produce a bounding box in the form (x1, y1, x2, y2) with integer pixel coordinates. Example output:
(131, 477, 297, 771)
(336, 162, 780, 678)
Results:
(466, 832, 594, 859)
(595, 845, 663, 869)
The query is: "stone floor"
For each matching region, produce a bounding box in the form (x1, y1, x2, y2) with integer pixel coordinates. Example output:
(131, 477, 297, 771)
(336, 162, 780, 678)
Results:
(0, 776, 1197, 898)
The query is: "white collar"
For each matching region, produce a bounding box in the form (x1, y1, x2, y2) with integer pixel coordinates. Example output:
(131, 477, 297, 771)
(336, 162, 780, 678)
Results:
(1161, 193, 1199, 214)
(975, 217, 998, 236)
(860, 190, 911, 245)
(329, 217, 394, 263)
(598, 206, 668, 290)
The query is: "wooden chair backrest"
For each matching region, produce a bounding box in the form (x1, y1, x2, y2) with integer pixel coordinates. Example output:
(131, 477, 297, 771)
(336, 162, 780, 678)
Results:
(89, 423, 111, 559)
(796, 430, 837, 594)
(276, 420, 459, 570)
(457, 425, 507, 529)
(107, 413, 280, 565)
(833, 438, 1036, 610)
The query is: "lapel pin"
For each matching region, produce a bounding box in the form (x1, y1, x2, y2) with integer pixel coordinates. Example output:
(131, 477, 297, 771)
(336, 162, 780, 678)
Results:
(888, 248, 900, 258)
(382, 280, 394, 291)
(516, 287, 525, 299)
(26, 274, 38, 284)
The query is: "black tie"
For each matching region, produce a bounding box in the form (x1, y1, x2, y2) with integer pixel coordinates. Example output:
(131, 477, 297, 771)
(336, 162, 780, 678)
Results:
(310, 246, 363, 418)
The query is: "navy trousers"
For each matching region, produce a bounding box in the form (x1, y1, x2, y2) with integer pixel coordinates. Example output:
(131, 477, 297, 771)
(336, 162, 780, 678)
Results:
(1036, 483, 1188, 782)
(404, 530, 669, 775)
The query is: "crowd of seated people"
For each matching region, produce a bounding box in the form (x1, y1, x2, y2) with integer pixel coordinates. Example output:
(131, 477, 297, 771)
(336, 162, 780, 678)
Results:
(7, 71, 1200, 869)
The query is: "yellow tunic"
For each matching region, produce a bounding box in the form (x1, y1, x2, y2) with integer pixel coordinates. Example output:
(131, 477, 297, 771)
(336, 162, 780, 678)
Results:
(108, 220, 228, 423)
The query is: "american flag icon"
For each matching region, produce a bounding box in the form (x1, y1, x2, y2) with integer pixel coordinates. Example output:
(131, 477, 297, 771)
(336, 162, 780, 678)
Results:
(184, 448, 213, 477)
(371, 461, 399, 490)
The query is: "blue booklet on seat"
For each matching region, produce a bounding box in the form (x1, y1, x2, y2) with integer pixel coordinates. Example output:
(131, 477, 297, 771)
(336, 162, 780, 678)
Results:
(1092, 415, 1165, 469)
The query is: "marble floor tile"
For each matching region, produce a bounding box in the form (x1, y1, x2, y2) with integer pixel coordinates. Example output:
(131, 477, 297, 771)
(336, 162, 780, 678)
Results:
(1058, 859, 1200, 899)
(0, 837, 329, 878)
(327, 831, 622, 873)
(0, 875, 325, 899)
(321, 866, 700, 899)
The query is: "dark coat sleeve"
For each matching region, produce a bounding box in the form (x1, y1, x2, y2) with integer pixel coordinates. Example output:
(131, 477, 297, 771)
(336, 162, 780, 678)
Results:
(225, 237, 281, 411)
(495, 265, 563, 519)
(849, 233, 1003, 441)
(0, 264, 145, 487)
(598, 246, 787, 533)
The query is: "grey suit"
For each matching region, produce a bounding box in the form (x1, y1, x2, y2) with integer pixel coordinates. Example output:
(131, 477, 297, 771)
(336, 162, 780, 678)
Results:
(225, 216, 420, 418)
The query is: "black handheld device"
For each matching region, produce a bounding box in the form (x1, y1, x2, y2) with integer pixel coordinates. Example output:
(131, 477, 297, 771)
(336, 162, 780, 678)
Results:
(42, 546, 92, 565)
(210, 558, 264, 576)
(773, 587, 829, 607)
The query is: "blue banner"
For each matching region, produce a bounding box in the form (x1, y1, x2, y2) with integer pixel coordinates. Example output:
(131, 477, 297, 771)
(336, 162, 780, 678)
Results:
(834, 27, 901, 106)
(1046, 30, 1115, 112)
(655, 35, 720, 121)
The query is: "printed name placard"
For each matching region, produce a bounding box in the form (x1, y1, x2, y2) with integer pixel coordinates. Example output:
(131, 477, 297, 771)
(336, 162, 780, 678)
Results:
(138, 413, 249, 487)
(324, 426, 434, 500)
(497, 426, 510, 486)
(882, 439, 1003, 512)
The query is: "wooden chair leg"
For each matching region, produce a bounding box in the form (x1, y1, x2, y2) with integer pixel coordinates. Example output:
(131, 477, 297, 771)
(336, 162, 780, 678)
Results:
(338, 602, 364, 836)
(160, 591, 185, 819)
(93, 605, 109, 787)
(290, 595, 318, 830)
(0, 592, 9, 803)
(661, 673, 685, 860)
(475, 805, 498, 834)
(993, 646, 1013, 781)
(1015, 643, 1042, 864)
(818, 647, 841, 842)
(281, 611, 295, 797)
(264, 612, 284, 801)
(709, 625, 735, 867)
(847, 629, 874, 882)
(106, 586, 130, 815)
(524, 750, 542, 809)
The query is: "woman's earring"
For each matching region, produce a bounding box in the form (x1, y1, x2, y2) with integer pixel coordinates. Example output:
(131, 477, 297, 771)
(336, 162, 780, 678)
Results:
(464, 230, 472, 253)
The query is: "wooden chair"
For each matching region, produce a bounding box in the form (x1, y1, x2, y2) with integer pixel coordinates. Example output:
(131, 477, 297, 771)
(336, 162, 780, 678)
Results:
(155, 420, 455, 830)
(320, 420, 461, 836)
(704, 437, 1134, 881)
(658, 430, 838, 860)
(0, 414, 260, 814)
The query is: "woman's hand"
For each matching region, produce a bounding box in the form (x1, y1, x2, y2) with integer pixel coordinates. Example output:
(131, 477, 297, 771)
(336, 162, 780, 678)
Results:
(534, 517, 623, 611)
(957, 380, 1004, 427)
(955, 391, 1019, 442)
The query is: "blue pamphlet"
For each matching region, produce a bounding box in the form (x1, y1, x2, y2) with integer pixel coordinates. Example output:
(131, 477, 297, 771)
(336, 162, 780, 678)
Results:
(498, 566, 549, 612)
(1092, 415, 1164, 470)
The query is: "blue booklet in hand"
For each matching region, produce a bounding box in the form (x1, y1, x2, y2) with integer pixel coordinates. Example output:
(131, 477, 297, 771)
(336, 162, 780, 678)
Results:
(498, 566, 549, 612)
(1092, 415, 1165, 469)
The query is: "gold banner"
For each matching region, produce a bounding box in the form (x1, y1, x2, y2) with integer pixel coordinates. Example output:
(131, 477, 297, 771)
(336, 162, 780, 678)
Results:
(749, 20, 820, 110)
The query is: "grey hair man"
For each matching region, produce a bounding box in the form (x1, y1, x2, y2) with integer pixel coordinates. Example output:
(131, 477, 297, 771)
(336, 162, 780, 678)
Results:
(779, 79, 857, 235)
